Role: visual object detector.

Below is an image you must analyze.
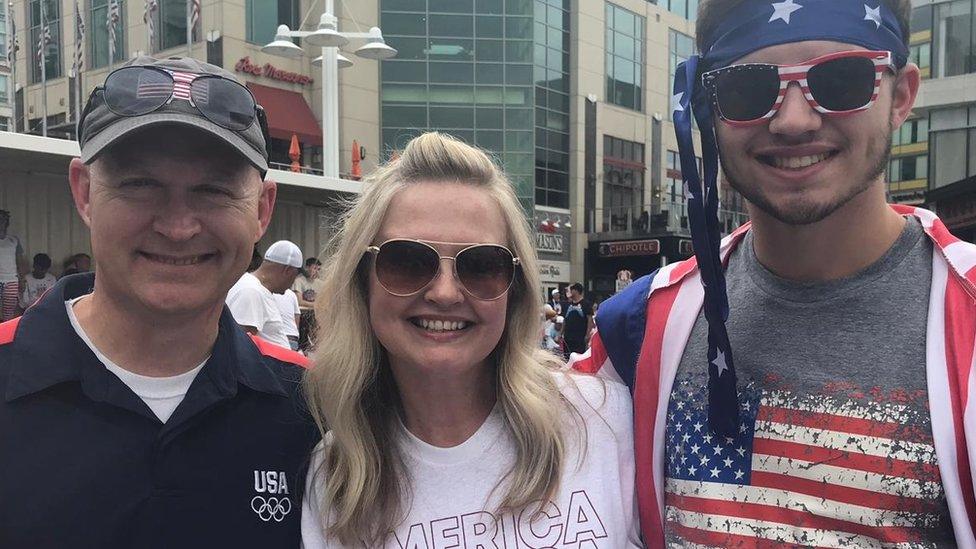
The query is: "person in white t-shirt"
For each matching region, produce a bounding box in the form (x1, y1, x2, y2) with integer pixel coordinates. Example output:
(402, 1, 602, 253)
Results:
(0, 210, 27, 320)
(272, 289, 301, 351)
(301, 133, 640, 548)
(226, 240, 302, 348)
(19, 253, 57, 310)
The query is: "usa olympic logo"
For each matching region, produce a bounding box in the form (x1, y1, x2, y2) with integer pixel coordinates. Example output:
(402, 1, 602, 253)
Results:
(251, 495, 292, 522)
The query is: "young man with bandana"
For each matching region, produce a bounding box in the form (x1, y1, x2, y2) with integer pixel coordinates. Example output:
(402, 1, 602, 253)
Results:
(573, 0, 976, 546)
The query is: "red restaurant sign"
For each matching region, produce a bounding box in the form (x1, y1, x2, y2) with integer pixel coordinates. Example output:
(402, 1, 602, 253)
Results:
(235, 57, 314, 86)
(598, 239, 660, 257)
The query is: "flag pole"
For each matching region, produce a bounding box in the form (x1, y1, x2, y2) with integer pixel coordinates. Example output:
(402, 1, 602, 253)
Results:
(186, 0, 191, 57)
(39, 0, 47, 137)
(108, 4, 114, 67)
(73, 0, 81, 126)
(6, 2, 15, 133)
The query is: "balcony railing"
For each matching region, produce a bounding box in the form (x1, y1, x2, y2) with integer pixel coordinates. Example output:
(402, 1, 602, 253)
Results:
(586, 201, 749, 237)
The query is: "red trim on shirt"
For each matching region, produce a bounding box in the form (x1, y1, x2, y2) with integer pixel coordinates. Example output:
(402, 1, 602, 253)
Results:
(0, 317, 21, 345)
(248, 334, 309, 368)
(634, 281, 682, 546)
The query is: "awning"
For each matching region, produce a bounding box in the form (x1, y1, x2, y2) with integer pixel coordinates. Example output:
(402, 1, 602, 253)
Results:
(246, 83, 322, 145)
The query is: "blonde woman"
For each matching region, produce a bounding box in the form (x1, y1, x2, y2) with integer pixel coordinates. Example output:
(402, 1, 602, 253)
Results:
(301, 133, 640, 548)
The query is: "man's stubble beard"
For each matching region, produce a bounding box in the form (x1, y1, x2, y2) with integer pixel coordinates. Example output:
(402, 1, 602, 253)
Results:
(719, 118, 893, 226)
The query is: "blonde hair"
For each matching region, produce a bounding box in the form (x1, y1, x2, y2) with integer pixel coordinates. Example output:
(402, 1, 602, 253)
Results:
(304, 132, 574, 544)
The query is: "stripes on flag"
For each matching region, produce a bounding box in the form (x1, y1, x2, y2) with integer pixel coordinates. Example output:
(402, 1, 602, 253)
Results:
(189, 0, 201, 30)
(135, 70, 208, 105)
(35, 26, 53, 69)
(106, 0, 121, 62)
(144, 0, 158, 49)
(72, 1, 85, 76)
(664, 385, 949, 546)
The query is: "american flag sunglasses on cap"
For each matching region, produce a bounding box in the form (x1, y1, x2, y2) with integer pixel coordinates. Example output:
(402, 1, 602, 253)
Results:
(701, 50, 895, 126)
(91, 65, 262, 132)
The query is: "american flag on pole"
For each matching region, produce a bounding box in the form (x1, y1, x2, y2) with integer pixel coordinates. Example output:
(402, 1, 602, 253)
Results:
(189, 0, 201, 31)
(663, 381, 948, 546)
(106, 0, 120, 63)
(144, 0, 158, 50)
(6, 7, 19, 68)
(71, 1, 85, 77)
(35, 26, 52, 69)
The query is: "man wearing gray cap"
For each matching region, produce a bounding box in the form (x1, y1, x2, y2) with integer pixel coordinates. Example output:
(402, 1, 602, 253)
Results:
(0, 57, 318, 548)
(227, 240, 303, 348)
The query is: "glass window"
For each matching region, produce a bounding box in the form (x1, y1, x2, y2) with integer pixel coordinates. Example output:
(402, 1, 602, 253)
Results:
(430, 106, 474, 127)
(382, 13, 427, 36)
(605, 3, 644, 111)
(505, 40, 532, 62)
(0, 75, 7, 104)
(932, 129, 968, 186)
(476, 15, 503, 37)
(932, 0, 974, 78)
(382, 0, 426, 11)
(159, 0, 195, 51)
(246, 0, 300, 46)
(505, 16, 532, 39)
(603, 136, 646, 232)
(430, 14, 473, 37)
(429, 0, 474, 13)
(475, 39, 503, 60)
(90, 0, 126, 68)
(475, 63, 504, 83)
(0, 116, 8, 132)
(669, 29, 695, 97)
(383, 60, 427, 82)
(430, 61, 473, 83)
(428, 37, 474, 60)
(475, 0, 503, 14)
(387, 36, 428, 60)
(29, 0, 61, 83)
(383, 105, 427, 127)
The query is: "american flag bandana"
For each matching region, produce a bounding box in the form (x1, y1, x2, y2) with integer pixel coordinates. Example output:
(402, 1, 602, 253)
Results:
(671, 0, 910, 437)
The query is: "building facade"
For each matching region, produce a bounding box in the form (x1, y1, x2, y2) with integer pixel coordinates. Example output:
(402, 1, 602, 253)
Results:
(889, 0, 976, 241)
(2, 0, 744, 298)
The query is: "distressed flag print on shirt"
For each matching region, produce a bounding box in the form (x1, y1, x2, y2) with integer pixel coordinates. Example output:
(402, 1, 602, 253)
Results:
(663, 378, 951, 547)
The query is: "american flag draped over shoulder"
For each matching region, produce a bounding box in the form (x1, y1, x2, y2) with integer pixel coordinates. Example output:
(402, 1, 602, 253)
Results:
(72, 1, 85, 77)
(106, 0, 120, 63)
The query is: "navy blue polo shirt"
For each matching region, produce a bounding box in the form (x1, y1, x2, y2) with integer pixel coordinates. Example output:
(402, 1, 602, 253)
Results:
(0, 274, 320, 549)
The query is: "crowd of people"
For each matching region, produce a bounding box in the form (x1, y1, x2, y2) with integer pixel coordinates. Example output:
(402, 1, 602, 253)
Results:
(0, 209, 93, 321)
(4, 2, 976, 547)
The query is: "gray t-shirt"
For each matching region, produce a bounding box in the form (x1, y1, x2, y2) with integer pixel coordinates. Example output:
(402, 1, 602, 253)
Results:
(663, 217, 956, 547)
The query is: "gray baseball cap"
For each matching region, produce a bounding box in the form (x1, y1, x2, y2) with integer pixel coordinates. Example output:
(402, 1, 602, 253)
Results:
(78, 56, 269, 176)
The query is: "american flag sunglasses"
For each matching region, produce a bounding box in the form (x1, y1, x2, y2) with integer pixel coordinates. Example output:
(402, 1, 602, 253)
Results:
(86, 65, 264, 133)
(701, 50, 895, 127)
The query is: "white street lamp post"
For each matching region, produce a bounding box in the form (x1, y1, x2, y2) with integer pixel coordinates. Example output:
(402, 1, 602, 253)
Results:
(262, 0, 396, 179)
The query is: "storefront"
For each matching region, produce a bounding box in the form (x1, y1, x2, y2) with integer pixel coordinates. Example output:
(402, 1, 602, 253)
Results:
(927, 175, 976, 243)
(535, 207, 572, 300)
(585, 235, 693, 301)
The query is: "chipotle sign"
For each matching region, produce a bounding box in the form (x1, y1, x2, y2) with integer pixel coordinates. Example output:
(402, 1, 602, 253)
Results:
(598, 239, 660, 258)
(235, 57, 314, 86)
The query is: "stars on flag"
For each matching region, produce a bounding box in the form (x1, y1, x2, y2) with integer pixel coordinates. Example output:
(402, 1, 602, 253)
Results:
(712, 348, 729, 376)
(666, 378, 760, 483)
(768, 0, 803, 24)
(671, 92, 685, 115)
(864, 4, 882, 29)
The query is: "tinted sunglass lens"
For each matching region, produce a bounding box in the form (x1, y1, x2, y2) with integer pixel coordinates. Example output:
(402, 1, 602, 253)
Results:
(713, 65, 780, 121)
(456, 246, 515, 300)
(193, 77, 256, 130)
(375, 241, 440, 295)
(808, 56, 876, 112)
(104, 67, 172, 116)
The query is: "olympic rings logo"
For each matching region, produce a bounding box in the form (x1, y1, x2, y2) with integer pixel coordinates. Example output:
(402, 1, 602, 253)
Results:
(251, 495, 292, 522)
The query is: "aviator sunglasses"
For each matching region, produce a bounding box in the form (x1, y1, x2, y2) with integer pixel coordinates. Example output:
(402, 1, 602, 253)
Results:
(80, 65, 269, 137)
(365, 239, 521, 301)
(702, 50, 895, 126)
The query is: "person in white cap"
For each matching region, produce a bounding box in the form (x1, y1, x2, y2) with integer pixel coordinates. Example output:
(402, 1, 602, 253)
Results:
(226, 240, 303, 348)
